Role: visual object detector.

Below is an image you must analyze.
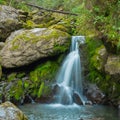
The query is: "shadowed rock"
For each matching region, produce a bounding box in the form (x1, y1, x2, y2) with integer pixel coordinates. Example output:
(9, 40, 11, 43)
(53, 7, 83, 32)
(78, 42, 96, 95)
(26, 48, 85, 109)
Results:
(73, 92, 83, 105)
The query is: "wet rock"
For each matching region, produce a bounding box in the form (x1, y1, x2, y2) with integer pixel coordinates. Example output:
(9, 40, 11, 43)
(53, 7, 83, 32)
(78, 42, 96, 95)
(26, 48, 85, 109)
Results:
(54, 85, 73, 105)
(52, 84, 61, 94)
(0, 28, 70, 68)
(85, 100, 92, 105)
(0, 5, 26, 41)
(60, 86, 73, 105)
(73, 92, 83, 105)
(0, 101, 28, 120)
(85, 84, 105, 104)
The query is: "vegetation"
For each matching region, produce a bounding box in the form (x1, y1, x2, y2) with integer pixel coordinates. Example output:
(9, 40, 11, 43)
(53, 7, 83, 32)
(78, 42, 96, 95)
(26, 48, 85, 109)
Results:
(0, 60, 62, 102)
(0, 0, 120, 106)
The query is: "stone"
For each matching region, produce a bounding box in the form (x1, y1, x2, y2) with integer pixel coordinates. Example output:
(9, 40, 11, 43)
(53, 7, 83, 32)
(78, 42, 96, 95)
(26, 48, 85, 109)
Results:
(0, 101, 28, 120)
(0, 65, 2, 79)
(85, 84, 105, 104)
(0, 42, 5, 50)
(60, 87, 73, 105)
(0, 5, 27, 41)
(91, 45, 108, 71)
(73, 92, 83, 105)
(0, 28, 70, 68)
(105, 55, 120, 75)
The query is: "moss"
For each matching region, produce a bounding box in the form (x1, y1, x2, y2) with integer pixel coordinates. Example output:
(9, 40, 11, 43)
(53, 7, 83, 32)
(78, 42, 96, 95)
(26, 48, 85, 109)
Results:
(53, 41, 70, 55)
(33, 28, 70, 43)
(10, 28, 70, 51)
(28, 60, 60, 98)
(10, 31, 39, 50)
(91, 45, 106, 71)
(0, 65, 2, 79)
(0, 6, 2, 11)
(49, 24, 69, 33)
(30, 61, 59, 81)
(108, 60, 120, 68)
(11, 45, 19, 50)
(7, 73, 17, 82)
(23, 20, 45, 29)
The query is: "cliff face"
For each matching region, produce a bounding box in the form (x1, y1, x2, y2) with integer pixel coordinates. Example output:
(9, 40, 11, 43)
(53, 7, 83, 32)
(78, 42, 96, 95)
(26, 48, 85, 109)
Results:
(83, 0, 120, 107)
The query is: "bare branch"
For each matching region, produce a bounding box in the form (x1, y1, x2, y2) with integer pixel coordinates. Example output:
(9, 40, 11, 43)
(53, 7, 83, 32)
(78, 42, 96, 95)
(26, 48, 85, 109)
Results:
(25, 3, 78, 16)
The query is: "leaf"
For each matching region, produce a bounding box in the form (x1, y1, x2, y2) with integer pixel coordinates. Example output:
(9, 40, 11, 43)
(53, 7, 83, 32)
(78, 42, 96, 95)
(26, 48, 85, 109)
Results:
(38, 82, 44, 98)
(8, 73, 16, 82)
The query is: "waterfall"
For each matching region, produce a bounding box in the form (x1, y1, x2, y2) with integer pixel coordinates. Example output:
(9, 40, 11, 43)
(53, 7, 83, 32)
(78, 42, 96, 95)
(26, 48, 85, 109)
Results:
(54, 36, 86, 105)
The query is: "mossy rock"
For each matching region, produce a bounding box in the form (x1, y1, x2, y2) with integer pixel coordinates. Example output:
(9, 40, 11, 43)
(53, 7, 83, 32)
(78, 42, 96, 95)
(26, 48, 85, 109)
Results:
(0, 28, 70, 68)
(0, 101, 28, 120)
(105, 55, 120, 75)
(91, 45, 108, 71)
(0, 5, 27, 41)
(0, 56, 63, 103)
(0, 65, 2, 79)
(49, 24, 70, 33)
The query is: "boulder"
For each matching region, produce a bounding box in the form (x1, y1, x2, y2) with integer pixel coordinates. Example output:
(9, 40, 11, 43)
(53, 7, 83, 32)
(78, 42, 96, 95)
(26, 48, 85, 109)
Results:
(0, 28, 70, 68)
(60, 86, 73, 105)
(105, 55, 120, 75)
(0, 5, 27, 41)
(91, 45, 108, 71)
(0, 42, 5, 50)
(0, 65, 2, 79)
(0, 101, 28, 120)
(73, 92, 83, 105)
(85, 84, 105, 104)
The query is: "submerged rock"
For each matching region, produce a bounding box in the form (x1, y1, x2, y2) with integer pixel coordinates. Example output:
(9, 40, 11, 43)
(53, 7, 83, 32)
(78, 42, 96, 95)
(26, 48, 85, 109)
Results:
(0, 101, 28, 120)
(0, 28, 70, 68)
(0, 5, 27, 41)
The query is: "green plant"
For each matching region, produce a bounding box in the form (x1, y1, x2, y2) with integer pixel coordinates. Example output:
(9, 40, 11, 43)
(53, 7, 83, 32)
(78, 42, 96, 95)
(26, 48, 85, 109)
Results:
(0, 0, 6, 4)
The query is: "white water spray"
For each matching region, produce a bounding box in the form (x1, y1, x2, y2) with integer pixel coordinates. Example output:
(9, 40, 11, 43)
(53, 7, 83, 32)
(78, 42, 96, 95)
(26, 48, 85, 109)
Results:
(54, 36, 86, 105)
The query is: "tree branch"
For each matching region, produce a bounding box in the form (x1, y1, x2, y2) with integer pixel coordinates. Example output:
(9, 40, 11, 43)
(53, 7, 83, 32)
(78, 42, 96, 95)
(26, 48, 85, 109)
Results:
(25, 3, 78, 16)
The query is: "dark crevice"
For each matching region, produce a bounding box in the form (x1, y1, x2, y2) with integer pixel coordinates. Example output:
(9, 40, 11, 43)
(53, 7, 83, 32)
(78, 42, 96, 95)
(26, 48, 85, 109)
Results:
(2, 54, 64, 74)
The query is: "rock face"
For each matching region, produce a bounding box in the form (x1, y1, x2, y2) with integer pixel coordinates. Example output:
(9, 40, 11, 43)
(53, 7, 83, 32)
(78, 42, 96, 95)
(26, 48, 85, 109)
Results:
(0, 28, 70, 68)
(91, 45, 108, 71)
(105, 55, 120, 75)
(0, 5, 27, 41)
(0, 101, 28, 120)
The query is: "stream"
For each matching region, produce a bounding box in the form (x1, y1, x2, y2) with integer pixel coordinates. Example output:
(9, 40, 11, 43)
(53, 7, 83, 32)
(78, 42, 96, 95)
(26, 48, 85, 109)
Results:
(19, 36, 119, 120)
(19, 103, 120, 120)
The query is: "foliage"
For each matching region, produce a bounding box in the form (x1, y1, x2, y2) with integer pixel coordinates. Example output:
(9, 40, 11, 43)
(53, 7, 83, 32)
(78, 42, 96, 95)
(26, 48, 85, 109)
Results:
(0, 0, 119, 105)
(0, 59, 61, 102)
(0, 0, 6, 4)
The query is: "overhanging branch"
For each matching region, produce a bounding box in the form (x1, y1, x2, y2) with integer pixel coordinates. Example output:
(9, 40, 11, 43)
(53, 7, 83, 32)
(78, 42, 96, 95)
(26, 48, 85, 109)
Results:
(25, 3, 78, 16)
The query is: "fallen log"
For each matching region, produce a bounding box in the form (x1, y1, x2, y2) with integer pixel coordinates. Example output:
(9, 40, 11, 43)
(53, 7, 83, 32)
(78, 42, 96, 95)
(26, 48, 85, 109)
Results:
(25, 3, 78, 16)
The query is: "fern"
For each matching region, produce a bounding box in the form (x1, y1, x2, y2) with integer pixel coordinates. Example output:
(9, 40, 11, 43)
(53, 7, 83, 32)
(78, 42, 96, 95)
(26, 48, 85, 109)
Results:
(38, 82, 44, 98)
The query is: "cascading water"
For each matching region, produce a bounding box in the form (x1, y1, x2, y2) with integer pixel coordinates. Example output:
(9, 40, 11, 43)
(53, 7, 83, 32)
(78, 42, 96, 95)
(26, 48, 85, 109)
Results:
(54, 36, 86, 105)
